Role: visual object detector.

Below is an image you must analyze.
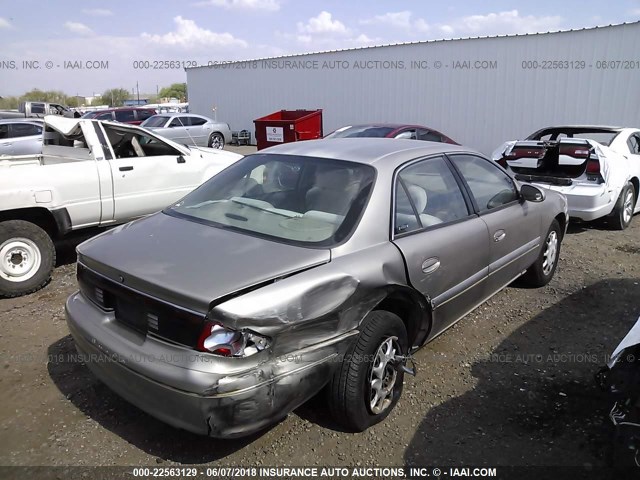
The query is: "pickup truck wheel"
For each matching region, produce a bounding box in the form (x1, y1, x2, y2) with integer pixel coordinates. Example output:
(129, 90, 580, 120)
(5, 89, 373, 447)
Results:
(522, 219, 561, 287)
(208, 133, 224, 149)
(328, 311, 408, 432)
(0, 220, 55, 298)
(610, 182, 635, 230)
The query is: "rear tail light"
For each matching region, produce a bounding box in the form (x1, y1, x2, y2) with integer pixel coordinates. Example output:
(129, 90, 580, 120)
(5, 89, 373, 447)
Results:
(559, 146, 591, 158)
(505, 147, 544, 159)
(197, 321, 269, 357)
(586, 159, 600, 174)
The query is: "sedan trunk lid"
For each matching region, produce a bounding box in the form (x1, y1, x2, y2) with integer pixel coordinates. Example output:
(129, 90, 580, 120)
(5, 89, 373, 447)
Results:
(77, 212, 331, 315)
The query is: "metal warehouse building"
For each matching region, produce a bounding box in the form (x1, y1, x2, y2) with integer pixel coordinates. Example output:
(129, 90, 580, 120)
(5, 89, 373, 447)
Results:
(186, 22, 640, 154)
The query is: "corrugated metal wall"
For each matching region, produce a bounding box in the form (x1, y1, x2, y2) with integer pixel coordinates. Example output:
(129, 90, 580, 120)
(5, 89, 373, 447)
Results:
(187, 23, 640, 154)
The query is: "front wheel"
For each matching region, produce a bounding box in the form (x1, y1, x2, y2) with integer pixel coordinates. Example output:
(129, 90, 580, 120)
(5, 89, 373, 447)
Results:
(610, 182, 636, 230)
(208, 133, 224, 149)
(0, 220, 55, 298)
(328, 310, 408, 432)
(522, 219, 561, 287)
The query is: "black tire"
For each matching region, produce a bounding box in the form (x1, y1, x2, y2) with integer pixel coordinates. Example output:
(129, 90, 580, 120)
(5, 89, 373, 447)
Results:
(208, 133, 224, 149)
(0, 220, 55, 298)
(522, 219, 561, 287)
(329, 310, 408, 432)
(610, 182, 636, 231)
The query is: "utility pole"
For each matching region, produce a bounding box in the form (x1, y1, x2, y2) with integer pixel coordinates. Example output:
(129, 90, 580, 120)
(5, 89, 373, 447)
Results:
(136, 81, 140, 104)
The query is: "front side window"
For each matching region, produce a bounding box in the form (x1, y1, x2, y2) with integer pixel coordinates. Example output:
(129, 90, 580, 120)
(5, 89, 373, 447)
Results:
(96, 112, 113, 121)
(169, 117, 185, 128)
(168, 154, 375, 246)
(137, 109, 154, 121)
(0, 125, 8, 139)
(450, 154, 518, 213)
(394, 156, 469, 235)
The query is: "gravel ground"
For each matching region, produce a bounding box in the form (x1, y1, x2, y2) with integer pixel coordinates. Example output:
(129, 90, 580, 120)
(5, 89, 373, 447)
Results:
(0, 216, 638, 468)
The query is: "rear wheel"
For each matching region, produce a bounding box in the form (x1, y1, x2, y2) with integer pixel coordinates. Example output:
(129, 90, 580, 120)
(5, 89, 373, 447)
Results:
(328, 311, 408, 432)
(0, 220, 55, 297)
(208, 133, 224, 149)
(610, 182, 635, 230)
(522, 219, 561, 287)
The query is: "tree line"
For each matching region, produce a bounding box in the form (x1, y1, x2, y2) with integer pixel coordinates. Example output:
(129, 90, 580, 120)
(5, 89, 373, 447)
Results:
(0, 84, 187, 110)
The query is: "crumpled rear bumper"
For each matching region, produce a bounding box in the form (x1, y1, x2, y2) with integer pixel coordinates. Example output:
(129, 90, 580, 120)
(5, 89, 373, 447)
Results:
(65, 291, 355, 437)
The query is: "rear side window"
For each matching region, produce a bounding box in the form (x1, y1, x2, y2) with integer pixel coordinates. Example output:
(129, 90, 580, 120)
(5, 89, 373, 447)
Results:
(115, 110, 136, 122)
(10, 123, 42, 138)
(30, 103, 45, 114)
(189, 116, 207, 126)
(450, 154, 518, 212)
(394, 156, 470, 235)
(417, 129, 444, 142)
(628, 135, 640, 155)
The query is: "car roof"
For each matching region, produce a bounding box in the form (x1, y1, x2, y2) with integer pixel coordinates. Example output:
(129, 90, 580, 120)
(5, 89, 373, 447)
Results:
(0, 118, 44, 124)
(256, 138, 477, 167)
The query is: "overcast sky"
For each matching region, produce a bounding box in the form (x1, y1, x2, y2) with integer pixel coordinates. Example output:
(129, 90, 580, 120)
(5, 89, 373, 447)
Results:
(1, 0, 639, 97)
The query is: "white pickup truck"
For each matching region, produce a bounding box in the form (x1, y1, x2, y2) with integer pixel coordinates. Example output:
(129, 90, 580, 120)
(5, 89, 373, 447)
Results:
(0, 116, 242, 297)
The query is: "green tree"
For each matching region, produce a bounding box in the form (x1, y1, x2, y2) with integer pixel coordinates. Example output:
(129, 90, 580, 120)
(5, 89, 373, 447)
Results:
(98, 88, 130, 107)
(158, 83, 187, 101)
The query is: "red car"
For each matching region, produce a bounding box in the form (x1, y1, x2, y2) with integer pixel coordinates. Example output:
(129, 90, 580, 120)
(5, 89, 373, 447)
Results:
(81, 107, 157, 125)
(325, 123, 459, 144)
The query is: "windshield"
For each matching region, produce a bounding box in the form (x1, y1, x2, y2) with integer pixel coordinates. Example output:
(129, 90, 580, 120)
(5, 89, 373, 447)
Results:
(141, 116, 170, 128)
(326, 125, 395, 138)
(167, 154, 376, 247)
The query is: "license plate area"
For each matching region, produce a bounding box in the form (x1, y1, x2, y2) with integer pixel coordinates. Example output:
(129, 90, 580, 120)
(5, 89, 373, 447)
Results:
(115, 297, 148, 335)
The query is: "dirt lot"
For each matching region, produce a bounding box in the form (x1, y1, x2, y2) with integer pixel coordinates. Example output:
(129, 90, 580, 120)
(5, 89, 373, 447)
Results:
(0, 216, 639, 469)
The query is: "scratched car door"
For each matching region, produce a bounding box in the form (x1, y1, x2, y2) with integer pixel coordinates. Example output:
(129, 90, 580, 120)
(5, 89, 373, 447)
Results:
(391, 155, 490, 336)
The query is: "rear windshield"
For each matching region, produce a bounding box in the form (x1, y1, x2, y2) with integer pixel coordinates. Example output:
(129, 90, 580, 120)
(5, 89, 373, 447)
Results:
(167, 154, 375, 247)
(326, 126, 395, 138)
(142, 116, 169, 128)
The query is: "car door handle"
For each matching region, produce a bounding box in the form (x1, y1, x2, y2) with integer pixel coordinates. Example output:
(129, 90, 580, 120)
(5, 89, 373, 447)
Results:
(494, 230, 506, 242)
(119, 166, 133, 171)
(421, 257, 440, 274)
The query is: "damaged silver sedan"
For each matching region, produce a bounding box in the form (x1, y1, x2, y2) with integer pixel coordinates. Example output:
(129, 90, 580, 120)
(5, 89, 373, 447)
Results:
(66, 139, 568, 437)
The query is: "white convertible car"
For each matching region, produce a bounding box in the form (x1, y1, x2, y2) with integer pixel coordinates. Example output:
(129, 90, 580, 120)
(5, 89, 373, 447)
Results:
(493, 126, 640, 229)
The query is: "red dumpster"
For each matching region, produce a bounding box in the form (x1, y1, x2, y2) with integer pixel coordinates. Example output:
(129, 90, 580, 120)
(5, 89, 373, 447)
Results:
(253, 109, 323, 150)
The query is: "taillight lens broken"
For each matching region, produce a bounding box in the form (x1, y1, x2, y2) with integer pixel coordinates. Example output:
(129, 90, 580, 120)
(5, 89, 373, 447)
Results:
(197, 321, 269, 357)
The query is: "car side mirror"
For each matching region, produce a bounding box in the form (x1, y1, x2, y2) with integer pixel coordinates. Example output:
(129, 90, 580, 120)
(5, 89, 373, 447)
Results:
(177, 155, 186, 164)
(520, 184, 545, 202)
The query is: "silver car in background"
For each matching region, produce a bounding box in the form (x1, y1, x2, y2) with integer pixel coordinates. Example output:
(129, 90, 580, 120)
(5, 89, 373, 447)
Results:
(0, 119, 43, 156)
(66, 139, 568, 438)
(140, 113, 232, 149)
